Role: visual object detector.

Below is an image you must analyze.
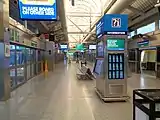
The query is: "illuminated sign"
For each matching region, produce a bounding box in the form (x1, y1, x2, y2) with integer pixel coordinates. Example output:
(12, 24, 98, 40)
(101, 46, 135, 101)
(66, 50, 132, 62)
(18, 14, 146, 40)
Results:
(89, 45, 96, 50)
(96, 19, 104, 36)
(18, 0, 57, 20)
(96, 14, 128, 36)
(106, 32, 127, 35)
(107, 39, 125, 51)
(137, 39, 149, 48)
(112, 18, 121, 28)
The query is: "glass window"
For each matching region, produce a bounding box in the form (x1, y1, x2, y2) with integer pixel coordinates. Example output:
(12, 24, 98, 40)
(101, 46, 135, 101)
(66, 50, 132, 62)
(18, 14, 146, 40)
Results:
(30, 49, 36, 63)
(10, 45, 16, 66)
(27, 65, 31, 80)
(38, 62, 41, 73)
(16, 46, 25, 65)
(128, 31, 135, 39)
(17, 67, 25, 85)
(38, 50, 41, 61)
(10, 69, 16, 88)
(130, 31, 135, 37)
(30, 64, 34, 77)
(137, 22, 155, 34)
(26, 48, 31, 63)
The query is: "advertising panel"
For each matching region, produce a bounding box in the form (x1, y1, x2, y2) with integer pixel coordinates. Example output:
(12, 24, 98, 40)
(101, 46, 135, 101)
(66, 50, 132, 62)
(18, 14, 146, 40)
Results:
(18, 0, 57, 20)
(89, 45, 96, 50)
(107, 39, 125, 51)
(108, 53, 124, 79)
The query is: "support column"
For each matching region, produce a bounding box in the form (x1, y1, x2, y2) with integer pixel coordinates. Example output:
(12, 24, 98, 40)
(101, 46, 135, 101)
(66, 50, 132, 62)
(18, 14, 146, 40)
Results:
(24, 20, 28, 29)
(35, 28, 39, 34)
(155, 13, 159, 30)
(0, 0, 10, 100)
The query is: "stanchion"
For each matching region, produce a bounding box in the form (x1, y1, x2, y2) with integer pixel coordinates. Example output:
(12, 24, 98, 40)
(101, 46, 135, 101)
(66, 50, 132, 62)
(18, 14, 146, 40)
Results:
(41, 61, 44, 72)
(44, 60, 48, 77)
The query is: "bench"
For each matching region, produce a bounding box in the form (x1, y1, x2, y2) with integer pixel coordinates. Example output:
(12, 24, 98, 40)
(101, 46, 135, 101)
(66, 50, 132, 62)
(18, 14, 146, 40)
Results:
(76, 65, 94, 80)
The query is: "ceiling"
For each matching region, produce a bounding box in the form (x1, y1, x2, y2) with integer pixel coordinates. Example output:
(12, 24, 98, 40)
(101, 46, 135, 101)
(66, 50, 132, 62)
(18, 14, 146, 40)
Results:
(64, 0, 113, 44)
(121, 0, 158, 21)
(9, 0, 159, 43)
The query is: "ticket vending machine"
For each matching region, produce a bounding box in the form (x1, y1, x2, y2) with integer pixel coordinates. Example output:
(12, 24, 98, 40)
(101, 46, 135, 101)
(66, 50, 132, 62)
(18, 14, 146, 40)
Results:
(94, 14, 129, 101)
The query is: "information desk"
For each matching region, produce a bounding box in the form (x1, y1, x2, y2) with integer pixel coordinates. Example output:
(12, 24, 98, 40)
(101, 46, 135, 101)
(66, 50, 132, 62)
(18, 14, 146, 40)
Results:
(133, 89, 160, 120)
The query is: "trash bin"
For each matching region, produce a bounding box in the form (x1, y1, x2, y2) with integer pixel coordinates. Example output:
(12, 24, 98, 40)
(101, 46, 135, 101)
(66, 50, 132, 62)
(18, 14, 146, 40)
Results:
(133, 89, 160, 120)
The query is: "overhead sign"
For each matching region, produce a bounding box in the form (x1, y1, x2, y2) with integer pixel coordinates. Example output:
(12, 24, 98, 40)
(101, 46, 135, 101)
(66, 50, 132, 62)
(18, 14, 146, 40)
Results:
(106, 32, 127, 35)
(112, 18, 121, 28)
(137, 39, 149, 48)
(96, 19, 104, 36)
(76, 44, 84, 50)
(18, 0, 57, 20)
(107, 39, 125, 51)
(96, 14, 128, 36)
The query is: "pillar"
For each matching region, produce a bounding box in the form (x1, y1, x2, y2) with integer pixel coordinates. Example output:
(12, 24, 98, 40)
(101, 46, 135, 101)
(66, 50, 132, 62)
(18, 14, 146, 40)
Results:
(35, 28, 39, 34)
(24, 20, 28, 29)
(0, 0, 10, 101)
(155, 12, 159, 30)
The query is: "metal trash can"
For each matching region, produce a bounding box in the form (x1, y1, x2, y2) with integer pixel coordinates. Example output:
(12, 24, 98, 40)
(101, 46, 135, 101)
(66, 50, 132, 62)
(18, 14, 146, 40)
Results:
(133, 89, 160, 120)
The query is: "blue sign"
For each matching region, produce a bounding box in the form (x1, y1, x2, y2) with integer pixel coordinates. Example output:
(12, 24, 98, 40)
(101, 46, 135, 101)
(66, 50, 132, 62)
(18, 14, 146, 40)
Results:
(96, 14, 128, 36)
(96, 18, 104, 36)
(60, 45, 68, 50)
(18, 0, 57, 20)
(137, 39, 149, 48)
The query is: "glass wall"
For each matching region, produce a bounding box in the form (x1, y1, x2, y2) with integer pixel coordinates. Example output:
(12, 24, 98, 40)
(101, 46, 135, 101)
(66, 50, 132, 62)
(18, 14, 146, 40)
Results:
(137, 22, 155, 34)
(10, 45, 16, 67)
(9, 44, 44, 90)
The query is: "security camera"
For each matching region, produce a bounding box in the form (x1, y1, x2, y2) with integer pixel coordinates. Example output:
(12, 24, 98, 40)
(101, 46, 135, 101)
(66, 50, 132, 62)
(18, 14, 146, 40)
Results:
(5, 27, 10, 32)
(155, 0, 160, 7)
(155, 3, 160, 7)
(14, 0, 18, 4)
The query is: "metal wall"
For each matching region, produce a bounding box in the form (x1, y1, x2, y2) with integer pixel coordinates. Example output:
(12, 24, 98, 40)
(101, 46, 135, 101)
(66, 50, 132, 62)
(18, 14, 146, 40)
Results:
(0, 0, 10, 100)
(128, 39, 137, 49)
(45, 41, 55, 71)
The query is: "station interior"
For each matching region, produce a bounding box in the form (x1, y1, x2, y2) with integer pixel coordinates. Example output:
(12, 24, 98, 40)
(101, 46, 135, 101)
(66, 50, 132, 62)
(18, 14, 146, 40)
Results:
(1, 0, 160, 120)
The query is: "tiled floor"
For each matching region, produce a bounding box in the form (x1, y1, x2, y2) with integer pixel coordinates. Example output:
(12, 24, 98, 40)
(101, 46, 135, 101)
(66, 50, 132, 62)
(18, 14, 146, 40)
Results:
(0, 63, 159, 120)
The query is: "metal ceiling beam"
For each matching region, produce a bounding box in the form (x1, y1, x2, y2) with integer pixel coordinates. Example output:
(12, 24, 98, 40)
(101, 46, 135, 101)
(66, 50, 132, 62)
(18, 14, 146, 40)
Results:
(66, 12, 101, 15)
(59, 41, 96, 43)
(129, 8, 158, 27)
(68, 32, 95, 34)
(40, 21, 49, 31)
(67, 17, 84, 32)
(83, 0, 136, 42)
(127, 5, 145, 15)
(66, 15, 101, 17)
(70, 35, 79, 42)
(52, 32, 95, 35)
(82, 0, 117, 42)
(68, 25, 90, 26)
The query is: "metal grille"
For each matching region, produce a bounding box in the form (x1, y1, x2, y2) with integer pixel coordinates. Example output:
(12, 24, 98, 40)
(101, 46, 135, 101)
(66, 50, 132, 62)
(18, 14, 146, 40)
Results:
(121, 9, 134, 16)
(131, 0, 157, 12)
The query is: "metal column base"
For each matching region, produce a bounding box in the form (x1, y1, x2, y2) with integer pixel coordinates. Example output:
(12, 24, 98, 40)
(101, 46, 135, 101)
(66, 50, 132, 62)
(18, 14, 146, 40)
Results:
(95, 88, 130, 102)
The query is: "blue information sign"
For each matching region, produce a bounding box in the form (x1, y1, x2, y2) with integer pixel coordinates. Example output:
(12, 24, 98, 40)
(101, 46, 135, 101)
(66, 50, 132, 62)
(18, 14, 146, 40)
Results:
(18, 0, 57, 20)
(96, 14, 128, 36)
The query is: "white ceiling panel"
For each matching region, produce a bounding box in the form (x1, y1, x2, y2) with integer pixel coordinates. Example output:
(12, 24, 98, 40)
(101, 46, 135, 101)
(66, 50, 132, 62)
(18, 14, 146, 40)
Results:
(65, 0, 113, 43)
